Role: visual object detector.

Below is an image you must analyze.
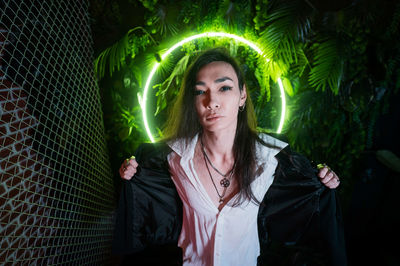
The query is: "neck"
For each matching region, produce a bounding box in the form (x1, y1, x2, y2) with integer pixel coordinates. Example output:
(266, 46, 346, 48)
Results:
(201, 129, 236, 162)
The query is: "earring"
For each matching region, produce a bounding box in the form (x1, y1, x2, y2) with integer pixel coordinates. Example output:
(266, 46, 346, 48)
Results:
(239, 102, 246, 112)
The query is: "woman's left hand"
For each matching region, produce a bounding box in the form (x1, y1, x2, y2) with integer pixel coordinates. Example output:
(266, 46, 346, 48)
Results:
(317, 165, 340, 189)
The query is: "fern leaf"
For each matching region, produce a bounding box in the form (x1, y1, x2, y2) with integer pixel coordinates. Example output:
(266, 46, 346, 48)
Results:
(292, 46, 310, 77)
(282, 77, 294, 96)
(154, 54, 191, 116)
(94, 27, 147, 79)
(308, 38, 344, 94)
(259, 3, 296, 64)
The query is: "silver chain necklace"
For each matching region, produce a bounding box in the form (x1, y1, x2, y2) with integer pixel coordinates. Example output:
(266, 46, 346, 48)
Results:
(200, 137, 235, 203)
(200, 137, 235, 187)
(202, 149, 235, 204)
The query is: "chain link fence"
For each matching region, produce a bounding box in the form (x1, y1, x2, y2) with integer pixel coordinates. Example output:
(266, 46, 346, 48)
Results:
(1, 1, 115, 264)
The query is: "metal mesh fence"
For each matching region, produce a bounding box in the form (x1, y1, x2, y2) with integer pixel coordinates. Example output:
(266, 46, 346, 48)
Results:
(1, 1, 115, 264)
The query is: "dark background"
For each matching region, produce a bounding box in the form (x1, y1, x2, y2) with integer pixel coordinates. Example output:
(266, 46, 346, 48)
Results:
(88, 1, 400, 265)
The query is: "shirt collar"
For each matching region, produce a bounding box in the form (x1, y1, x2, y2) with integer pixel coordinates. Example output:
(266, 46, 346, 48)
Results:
(168, 134, 199, 160)
(167, 133, 288, 163)
(255, 133, 288, 165)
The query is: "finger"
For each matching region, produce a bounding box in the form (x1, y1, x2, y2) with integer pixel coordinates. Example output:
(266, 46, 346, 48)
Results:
(127, 155, 136, 164)
(124, 160, 138, 174)
(325, 177, 340, 189)
(125, 159, 137, 169)
(130, 159, 138, 167)
(122, 175, 132, 180)
(119, 163, 134, 180)
(121, 169, 133, 180)
(125, 165, 137, 175)
(120, 161, 127, 173)
(318, 166, 330, 178)
(121, 160, 131, 172)
(321, 171, 335, 184)
(119, 167, 129, 179)
(318, 168, 330, 180)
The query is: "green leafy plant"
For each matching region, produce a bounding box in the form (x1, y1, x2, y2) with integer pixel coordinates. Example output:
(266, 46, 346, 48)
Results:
(91, 0, 400, 208)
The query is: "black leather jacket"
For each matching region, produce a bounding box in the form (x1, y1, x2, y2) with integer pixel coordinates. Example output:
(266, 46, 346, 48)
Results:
(113, 142, 347, 266)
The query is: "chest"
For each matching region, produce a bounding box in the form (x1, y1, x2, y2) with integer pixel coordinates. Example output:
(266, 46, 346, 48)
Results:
(168, 147, 278, 214)
(192, 155, 239, 210)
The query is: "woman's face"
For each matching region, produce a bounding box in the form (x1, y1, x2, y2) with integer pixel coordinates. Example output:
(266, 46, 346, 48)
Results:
(194, 61, 247, 134)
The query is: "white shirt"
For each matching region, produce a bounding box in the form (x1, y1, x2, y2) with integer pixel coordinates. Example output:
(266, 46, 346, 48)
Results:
(168, 133, 287, 266)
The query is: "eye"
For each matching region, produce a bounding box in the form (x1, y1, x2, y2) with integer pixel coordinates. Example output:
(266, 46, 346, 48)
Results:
(220, 86, 232, 92)
(194, 90, 205, 96)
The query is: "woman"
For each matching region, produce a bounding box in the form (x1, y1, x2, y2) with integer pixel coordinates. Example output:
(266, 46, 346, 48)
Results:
(114, 48, 345, 265)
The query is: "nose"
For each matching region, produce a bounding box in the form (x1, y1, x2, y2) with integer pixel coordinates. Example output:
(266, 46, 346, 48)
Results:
(206, 91, 220, 110)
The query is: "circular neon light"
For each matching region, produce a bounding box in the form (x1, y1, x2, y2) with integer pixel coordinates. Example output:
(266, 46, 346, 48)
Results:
(142, 32, 286, 142)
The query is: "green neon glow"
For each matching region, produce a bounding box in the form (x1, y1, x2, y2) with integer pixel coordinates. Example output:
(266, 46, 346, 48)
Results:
(277, 78, 286, 133)
(142, 32, 286, 142)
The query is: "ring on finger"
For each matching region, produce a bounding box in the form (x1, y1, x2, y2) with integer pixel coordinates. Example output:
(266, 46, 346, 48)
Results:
(317, 163, 330, 171)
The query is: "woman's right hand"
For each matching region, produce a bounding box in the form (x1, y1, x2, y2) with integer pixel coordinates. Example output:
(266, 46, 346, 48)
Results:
(119, 156, 139, 180)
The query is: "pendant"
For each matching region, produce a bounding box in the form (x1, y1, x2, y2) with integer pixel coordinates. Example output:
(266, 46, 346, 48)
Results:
(219, 198, 224, 204)
(220, 178, 230, 188)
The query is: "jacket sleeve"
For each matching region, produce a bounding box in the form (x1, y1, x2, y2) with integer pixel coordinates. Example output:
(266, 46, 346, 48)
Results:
(112, 142, 182, 256)
(257, 146, 347, 266)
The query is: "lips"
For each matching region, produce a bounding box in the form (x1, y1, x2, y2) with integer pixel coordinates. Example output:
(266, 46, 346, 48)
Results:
(206, 115, 222, 121)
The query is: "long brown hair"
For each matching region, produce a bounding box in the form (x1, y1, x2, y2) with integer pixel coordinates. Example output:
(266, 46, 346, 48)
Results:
(162, 48, 276, 205)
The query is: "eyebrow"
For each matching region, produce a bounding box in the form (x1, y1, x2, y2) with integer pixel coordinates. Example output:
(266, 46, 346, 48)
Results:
(195, 76, 234, 86)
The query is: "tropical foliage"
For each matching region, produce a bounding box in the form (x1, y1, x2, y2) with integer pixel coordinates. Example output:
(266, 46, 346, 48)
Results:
(90, 0, 400, 205)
